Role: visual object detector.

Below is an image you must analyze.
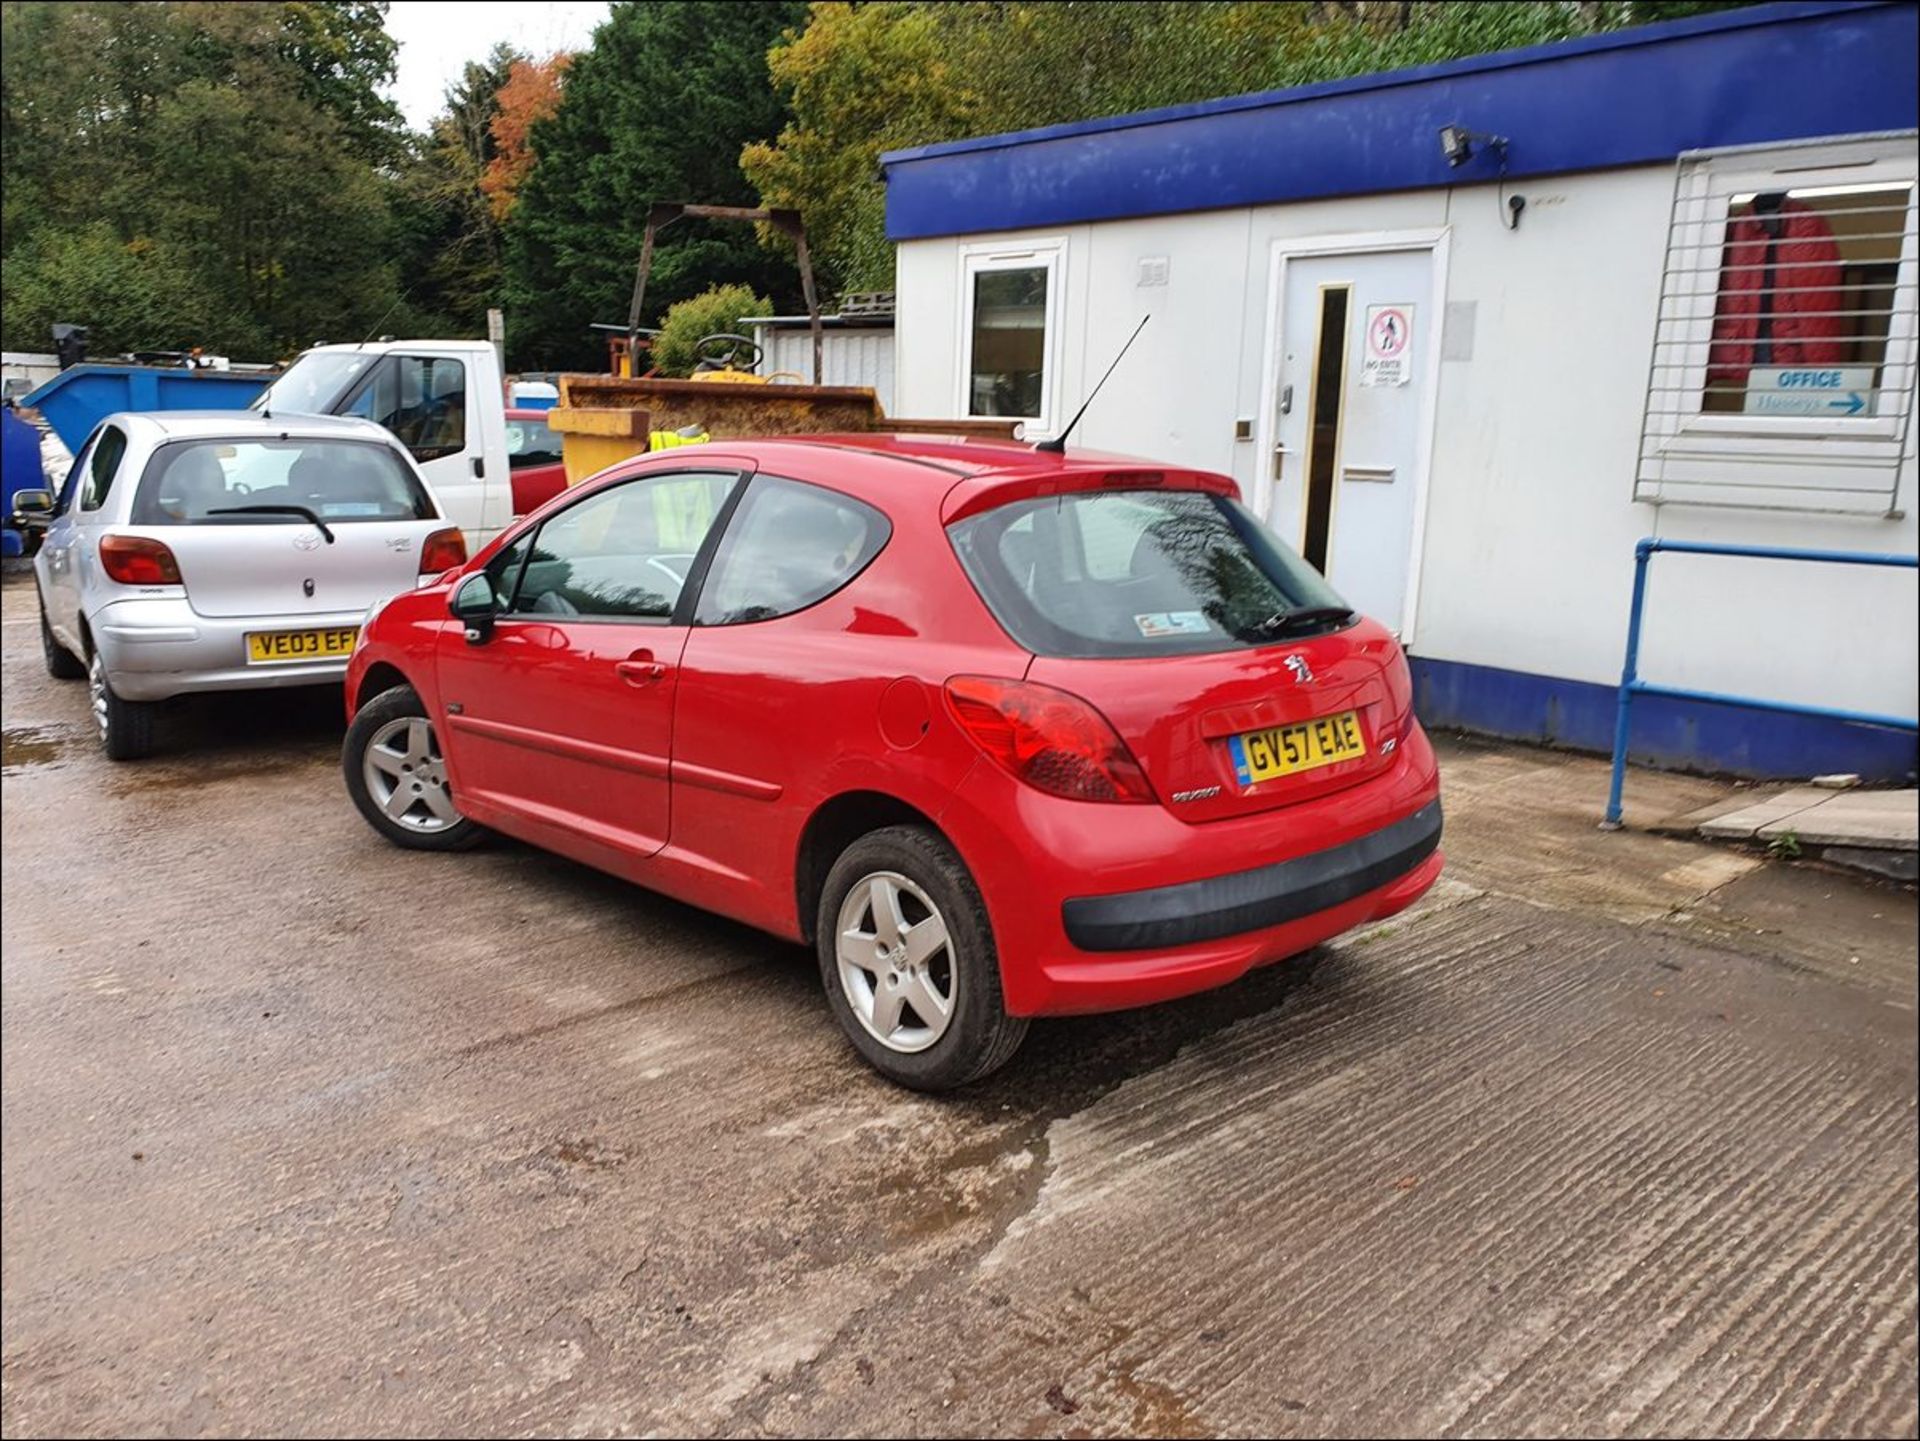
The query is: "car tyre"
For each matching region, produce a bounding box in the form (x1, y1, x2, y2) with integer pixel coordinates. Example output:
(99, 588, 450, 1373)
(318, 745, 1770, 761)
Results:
(817, 825, 1028, 1090)
(88, 650, 155, 760)
(342, 683, 485, 852)
(40, 596, 84, 679)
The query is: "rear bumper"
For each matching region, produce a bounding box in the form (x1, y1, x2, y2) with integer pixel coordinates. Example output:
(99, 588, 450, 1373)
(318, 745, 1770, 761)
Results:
(92, 597, 365, 702)
(938, 719, 1444, 1017)
(1063, 800, 1442, 951)
(1034, 848, 1443, 1014)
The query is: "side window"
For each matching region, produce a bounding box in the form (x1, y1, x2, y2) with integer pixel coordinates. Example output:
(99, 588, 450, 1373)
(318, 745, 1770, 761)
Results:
(343, 356, 467, 463)
(79, 425, 128, 511)
(511, 471, 736, 620)
(55, 432, 99, 516)
(484, 534, 531, 604)
(696, 476, 889, 626)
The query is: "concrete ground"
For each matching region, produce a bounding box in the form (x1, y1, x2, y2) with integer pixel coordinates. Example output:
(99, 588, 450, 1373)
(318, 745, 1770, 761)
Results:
(2, 572, 1915, 1440)
(1682, 785, 1919, 883)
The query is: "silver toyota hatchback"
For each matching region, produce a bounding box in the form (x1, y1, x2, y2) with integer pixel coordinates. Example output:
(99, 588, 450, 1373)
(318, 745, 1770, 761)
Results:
(22, 411, 465, 759)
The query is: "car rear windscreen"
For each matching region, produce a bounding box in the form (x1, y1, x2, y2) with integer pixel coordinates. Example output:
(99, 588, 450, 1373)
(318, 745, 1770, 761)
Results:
(948, 489, 1353, 658)
(131, 438, 435, 525)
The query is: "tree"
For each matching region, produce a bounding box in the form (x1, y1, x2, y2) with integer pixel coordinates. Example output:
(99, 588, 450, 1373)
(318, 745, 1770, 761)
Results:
(1, 1, 413, 357)
(3, 221, 258, 357)
(263, 0, 407, 164)
(483, 54, 570, 224)
(742, 2, 983, 297)
(503, 0, 806, 370)
(391, 45, 520, 335)
(744, 0, 1757, 290)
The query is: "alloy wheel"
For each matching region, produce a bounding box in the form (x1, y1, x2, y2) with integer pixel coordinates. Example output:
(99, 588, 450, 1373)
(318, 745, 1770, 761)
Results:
(835, 871, 956, 1053)
(362, 716, 459, 833)
(87, 653, 108, 740)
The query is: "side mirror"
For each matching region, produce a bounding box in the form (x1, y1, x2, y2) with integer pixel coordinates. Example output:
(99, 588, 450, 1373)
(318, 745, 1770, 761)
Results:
(12, 489, 53, 518)
(449, 573, 497, 645)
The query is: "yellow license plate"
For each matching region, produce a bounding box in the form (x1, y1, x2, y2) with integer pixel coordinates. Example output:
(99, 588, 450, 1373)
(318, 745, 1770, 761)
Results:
(1229, 709, 1366, 786)
(245, 626, 359, 664)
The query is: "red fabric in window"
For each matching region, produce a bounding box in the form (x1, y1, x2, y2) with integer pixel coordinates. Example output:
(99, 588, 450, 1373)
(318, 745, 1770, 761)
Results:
(1707, 198, 1846, 389)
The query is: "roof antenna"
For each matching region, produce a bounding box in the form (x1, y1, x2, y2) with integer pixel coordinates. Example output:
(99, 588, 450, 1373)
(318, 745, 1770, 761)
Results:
(1036, 314, 1149, 454)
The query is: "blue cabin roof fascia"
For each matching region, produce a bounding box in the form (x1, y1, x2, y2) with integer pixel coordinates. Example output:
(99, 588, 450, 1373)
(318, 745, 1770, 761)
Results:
(881, 1, 1920, 240)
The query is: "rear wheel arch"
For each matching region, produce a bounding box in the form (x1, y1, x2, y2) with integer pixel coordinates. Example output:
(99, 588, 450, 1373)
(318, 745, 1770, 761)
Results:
(795, 791, 951, 945)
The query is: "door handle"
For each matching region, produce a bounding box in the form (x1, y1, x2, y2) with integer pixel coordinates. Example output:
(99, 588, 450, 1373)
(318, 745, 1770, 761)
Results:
(616, 653, 668, 687)
(1280, 383, 1294, 416)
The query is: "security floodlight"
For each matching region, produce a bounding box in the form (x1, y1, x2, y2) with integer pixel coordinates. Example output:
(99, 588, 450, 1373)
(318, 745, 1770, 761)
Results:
(1439, 125, 1508, 169)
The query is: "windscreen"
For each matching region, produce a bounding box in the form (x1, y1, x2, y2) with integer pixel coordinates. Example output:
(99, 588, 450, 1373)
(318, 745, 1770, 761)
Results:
(130, 438, 434, 525)
(949, 489, 1352, 658)
(249, 351, 376, 415)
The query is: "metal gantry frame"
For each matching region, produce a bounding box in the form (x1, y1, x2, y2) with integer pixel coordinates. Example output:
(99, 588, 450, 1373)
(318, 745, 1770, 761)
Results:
(1602, 537, 1920, 828)
(625, 203, 823, 385)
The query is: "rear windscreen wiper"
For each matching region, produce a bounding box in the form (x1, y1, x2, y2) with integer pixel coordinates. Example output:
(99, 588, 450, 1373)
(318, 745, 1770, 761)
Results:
(207, 505, 335, 544)
(1258, 604, 1354, 636)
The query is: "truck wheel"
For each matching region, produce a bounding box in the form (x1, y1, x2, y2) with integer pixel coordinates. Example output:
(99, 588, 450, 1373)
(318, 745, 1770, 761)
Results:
(817, 825, 1027, 1090)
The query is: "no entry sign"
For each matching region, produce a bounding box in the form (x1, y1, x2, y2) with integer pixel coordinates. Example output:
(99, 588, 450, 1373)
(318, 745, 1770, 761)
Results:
(1363, 304, 1414, 387)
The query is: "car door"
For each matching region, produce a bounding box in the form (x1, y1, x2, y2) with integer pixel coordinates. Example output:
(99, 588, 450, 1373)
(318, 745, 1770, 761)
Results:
(41, 424, 126, 643)
(434, 467, 745, 863)
(667, 475, 896, 920)
(340, 353, 503, 544)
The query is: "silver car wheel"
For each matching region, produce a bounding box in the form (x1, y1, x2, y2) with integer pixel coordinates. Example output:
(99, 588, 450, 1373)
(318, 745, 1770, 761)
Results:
(361, 716, 460, 833)
(835, 871, 956, 1053)
(88, 652, 109, 740)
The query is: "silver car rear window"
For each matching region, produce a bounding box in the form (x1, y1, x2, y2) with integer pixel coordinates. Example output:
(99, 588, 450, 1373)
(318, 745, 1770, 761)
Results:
(130, 438, 434, 525)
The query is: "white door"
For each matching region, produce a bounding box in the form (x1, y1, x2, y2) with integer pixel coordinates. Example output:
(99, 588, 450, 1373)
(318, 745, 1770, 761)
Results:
(1264, 248, 1433, 635)
(339, 352, 499, 545)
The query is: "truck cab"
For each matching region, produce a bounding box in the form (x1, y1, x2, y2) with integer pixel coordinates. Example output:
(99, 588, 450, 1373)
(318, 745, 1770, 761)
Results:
(249, 340, 514, 547)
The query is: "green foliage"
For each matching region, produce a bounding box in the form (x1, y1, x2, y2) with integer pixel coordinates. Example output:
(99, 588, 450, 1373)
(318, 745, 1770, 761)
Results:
(389, 45, 520, 337)
(0, 0, 1760, 372)
(267, 0, 407, 163)
(650, 283, 772, 377)
(1767, 829, 1803, 860)
(747, 0, 1757, 290)
(3, 222, 258, 356)
(2, 1, 409, 358)
(742, 2, 981, 296)
(504, 0, 806, 370)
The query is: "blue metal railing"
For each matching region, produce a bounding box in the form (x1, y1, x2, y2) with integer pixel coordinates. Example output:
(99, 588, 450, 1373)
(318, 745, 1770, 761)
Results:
(1603, 538, 1919, 829)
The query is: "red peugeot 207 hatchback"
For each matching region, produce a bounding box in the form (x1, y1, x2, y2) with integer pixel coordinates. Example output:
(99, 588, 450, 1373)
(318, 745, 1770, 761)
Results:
(342, 436, 1442, 1089)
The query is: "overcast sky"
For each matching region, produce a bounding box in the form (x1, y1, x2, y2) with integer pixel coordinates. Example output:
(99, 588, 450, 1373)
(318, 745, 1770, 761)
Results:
(384, 1, 609, 130)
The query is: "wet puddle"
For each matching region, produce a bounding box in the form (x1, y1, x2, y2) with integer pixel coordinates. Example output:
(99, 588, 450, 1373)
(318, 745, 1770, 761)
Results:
(1, 724, 83, 775)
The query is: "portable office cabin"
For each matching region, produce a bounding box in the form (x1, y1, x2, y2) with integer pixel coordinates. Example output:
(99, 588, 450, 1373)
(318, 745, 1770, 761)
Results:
(881, 0, 1919, 782)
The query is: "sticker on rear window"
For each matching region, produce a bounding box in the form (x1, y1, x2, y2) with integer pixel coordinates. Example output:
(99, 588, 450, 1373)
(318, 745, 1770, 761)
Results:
(1134, 611, 1210, 638)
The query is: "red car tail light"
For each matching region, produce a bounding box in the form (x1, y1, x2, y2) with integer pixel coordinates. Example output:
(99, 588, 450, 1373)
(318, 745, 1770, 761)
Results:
(420, 528, 467, 577)
(945, 676, 1156, 804)
(99, 534, 182, 586)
